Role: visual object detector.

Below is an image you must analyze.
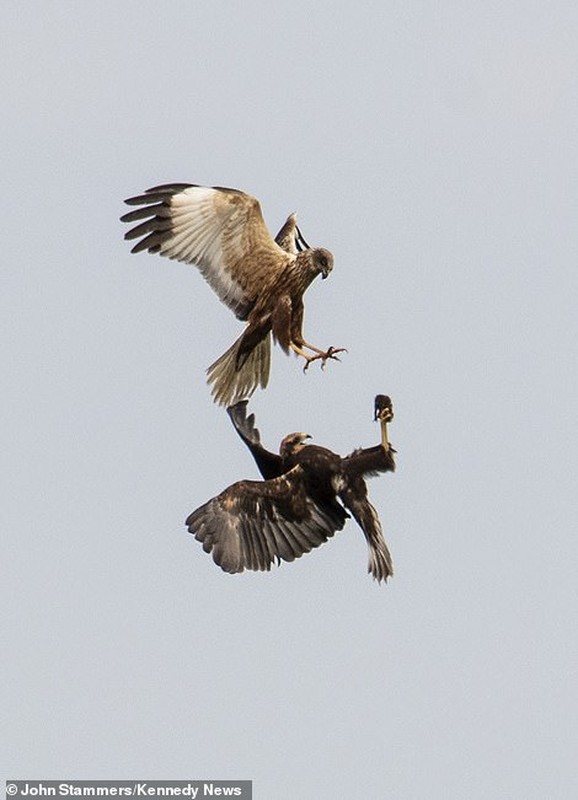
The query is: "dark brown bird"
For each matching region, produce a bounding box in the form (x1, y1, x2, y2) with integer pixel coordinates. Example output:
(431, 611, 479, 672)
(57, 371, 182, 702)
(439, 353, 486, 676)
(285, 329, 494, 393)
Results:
(186, 395, 397, 582)
(120, 183, 344, 405)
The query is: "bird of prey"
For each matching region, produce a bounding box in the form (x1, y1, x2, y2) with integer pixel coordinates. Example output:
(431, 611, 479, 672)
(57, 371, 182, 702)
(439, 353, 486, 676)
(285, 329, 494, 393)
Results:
(121, 183, 345, 405)
(186, 395, 397, 582)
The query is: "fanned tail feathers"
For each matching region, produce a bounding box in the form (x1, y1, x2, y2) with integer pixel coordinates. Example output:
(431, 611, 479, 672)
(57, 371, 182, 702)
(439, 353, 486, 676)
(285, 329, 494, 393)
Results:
(206, 333, 271, 406)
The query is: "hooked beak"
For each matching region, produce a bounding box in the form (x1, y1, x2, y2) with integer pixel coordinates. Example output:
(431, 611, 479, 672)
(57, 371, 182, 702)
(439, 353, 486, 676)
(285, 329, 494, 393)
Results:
(320, 262, 333, 279)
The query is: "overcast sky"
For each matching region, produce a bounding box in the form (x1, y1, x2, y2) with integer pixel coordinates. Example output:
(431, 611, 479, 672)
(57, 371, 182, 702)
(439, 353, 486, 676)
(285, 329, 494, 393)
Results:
(3, 2, 578, 798)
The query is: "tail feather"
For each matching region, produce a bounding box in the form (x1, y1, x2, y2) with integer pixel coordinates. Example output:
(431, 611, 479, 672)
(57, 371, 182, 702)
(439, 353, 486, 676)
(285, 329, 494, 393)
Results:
(206, 333, 271, 406)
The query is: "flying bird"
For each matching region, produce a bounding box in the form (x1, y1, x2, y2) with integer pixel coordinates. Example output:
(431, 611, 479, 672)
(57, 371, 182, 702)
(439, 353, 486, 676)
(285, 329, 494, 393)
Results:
(186, 395, 397, 582)
(121, 183, 344, 405)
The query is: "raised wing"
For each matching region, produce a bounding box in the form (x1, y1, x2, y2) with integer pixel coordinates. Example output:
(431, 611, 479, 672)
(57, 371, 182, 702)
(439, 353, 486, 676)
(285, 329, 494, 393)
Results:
(226, 400, 283, 480)
(186, 467, 346, 574)
(121, 183, 294, 319)
(342, 443, 396, 479)
(274, 213, 311, 254)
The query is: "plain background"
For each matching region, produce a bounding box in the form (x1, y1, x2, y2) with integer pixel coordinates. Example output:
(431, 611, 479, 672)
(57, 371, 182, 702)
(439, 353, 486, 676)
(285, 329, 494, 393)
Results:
(2, 2, 577, 798)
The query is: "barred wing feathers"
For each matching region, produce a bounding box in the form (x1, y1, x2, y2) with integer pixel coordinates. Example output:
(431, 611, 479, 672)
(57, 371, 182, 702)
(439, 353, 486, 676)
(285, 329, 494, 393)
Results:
(186, 467, 346, 574)
(122, 184, 294, 320)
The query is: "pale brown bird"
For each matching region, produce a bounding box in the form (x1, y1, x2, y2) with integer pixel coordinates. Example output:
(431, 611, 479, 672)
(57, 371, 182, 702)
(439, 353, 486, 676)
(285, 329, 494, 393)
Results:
(121, 183, 345, 405)
(186, 395, 396, 582)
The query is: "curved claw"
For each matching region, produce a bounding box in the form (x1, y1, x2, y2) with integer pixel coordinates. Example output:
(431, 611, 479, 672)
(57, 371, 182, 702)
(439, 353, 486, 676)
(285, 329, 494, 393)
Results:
(321, 346, 348, 370)
(302, 346, 347, 373)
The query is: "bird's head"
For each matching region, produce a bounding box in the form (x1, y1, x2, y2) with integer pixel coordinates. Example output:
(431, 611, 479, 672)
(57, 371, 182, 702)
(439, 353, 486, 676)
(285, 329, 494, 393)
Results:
(279, 432, 312, 458)
(374, 395, 394, 422)
(313, 248, 334, 279)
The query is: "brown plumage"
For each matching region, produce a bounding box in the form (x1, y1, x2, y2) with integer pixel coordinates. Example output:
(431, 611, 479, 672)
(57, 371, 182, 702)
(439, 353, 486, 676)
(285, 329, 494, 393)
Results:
(121, 183, 344, 405)
(186, 395, 397, 582)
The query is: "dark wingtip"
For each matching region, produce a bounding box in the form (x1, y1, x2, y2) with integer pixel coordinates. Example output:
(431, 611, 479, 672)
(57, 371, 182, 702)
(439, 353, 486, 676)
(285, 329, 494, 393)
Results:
(227, 399, 249, 414)
(226, 400, 249, 425)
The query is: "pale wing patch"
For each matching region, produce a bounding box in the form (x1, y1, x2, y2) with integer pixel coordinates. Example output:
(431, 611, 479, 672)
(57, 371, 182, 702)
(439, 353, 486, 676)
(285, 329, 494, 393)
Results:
(122, 184, 295, 319)
(165, 187, 248, 316)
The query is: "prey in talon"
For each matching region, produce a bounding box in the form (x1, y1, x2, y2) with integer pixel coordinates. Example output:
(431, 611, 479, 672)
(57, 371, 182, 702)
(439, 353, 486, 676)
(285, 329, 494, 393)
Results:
(374, 394, 394, 422)
(186, 395, 398, 583)
(374, 395, 394, 449)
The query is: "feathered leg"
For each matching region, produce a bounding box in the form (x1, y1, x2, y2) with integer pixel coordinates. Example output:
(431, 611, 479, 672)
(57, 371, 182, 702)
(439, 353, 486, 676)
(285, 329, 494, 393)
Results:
(286, 300, 346, 371)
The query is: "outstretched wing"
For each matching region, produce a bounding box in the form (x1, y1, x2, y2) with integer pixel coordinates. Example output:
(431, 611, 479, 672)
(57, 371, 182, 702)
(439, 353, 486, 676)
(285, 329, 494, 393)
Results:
(121, 184, 294, 319)
(186, 466, 346, 574)
(274, 213, 311, 254)
(226, 400, 283, 480)
(342, 443, 396, 479)
(339, 480, 393, 583)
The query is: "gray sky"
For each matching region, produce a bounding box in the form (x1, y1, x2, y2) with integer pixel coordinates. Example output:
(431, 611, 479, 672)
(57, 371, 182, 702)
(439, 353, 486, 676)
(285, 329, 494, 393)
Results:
(3, 1, 577, 797)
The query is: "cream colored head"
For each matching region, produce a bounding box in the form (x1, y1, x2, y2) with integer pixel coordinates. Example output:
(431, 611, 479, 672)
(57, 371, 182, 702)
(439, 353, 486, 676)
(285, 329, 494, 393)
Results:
(279, 432, 312, 459)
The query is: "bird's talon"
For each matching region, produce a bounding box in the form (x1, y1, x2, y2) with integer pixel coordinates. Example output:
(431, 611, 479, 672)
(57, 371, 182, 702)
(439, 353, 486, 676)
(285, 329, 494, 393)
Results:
(301, 346, 346, 372)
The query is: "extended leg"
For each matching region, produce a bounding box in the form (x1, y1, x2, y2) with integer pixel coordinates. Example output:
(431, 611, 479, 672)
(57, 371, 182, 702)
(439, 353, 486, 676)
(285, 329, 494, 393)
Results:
(374, 395, 394, 449)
